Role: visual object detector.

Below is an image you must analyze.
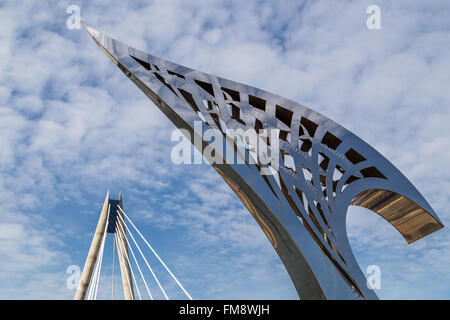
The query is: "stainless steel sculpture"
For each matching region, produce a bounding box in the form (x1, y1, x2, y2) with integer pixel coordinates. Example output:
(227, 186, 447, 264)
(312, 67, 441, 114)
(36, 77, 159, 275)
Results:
(83, 24, 443, 300)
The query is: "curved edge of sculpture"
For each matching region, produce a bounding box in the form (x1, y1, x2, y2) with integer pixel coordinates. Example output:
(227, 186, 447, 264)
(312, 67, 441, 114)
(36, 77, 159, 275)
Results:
(351, 189, 442, 243)
(82, 23, 444, 299)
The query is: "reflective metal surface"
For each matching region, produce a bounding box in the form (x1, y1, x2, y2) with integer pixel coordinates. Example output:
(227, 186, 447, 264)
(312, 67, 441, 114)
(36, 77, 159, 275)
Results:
(83, 24, 443, 300)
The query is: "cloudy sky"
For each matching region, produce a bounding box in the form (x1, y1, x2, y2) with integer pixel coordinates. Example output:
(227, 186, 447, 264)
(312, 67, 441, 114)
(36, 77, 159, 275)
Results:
(0, 0, 449, 299)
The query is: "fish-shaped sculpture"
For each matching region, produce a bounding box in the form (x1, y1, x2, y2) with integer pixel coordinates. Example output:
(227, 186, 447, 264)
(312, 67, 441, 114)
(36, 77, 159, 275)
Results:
(83, 23, 443, 299)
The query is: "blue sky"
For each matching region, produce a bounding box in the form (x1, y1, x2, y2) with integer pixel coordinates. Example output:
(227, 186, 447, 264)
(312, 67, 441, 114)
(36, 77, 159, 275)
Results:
(0, 0, 449, 299)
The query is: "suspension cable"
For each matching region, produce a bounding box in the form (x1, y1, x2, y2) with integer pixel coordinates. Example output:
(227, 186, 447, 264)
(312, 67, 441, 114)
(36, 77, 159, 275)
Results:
(116, 210, 169, 300)
(94, 203, 110, 300)
(118, 206, 193, 300)
(86, 203, 110, 300)
(115, 222, 142, 300)
(116, 219, 153, 299)
(112, 232, 116, 300)
(93, 230, 106, 299)
(114, 226, 135, 299)
(86, 255, 99, 299)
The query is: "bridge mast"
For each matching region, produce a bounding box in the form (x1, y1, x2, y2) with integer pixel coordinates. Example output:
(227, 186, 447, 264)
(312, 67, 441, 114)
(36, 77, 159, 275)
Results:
(116, 192, 135, 300)
(74, 191, 134, 300)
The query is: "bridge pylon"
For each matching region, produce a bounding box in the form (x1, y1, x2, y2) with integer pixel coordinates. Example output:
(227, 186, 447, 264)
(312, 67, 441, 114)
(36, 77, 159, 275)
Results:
(74, 191, 134, 300)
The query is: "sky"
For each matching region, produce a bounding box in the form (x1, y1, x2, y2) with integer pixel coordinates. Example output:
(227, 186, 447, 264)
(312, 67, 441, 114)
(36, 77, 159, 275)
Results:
(0, 0, 449, 299)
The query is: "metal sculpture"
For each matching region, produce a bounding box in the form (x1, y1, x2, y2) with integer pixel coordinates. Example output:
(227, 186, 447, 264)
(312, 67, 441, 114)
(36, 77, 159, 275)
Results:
(83, 23, 443, 299)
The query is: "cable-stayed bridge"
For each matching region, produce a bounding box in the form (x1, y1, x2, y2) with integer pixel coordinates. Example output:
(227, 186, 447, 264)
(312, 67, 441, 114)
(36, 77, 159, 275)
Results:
(74, 191, 192, 300)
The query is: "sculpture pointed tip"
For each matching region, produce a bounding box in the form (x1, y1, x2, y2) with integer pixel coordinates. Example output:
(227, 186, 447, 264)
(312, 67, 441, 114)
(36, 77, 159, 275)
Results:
(81, 21, 101, 40)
